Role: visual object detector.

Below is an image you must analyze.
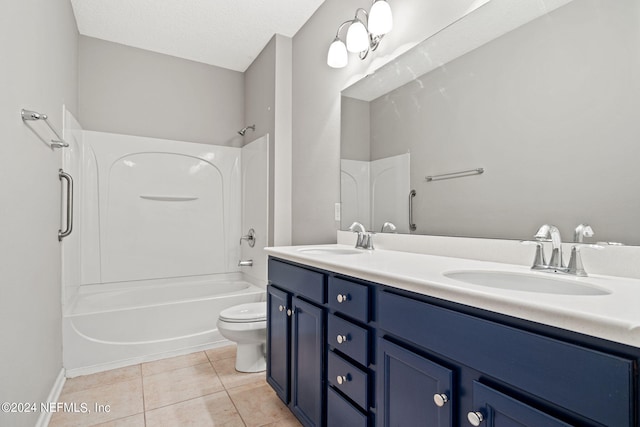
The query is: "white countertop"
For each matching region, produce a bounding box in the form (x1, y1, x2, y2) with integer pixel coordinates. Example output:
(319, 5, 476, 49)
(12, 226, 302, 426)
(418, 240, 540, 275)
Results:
(265, 244, 640, 348)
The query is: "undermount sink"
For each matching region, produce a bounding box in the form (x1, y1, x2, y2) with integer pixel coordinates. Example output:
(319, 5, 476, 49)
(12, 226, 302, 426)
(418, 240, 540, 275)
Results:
(297, 247, 363, 255)
(444, 270, 611, 296)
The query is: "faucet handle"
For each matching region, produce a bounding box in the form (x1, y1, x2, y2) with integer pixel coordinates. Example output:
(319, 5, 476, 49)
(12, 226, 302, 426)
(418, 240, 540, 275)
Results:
(574, 224, 594, 243)
(566, 244, 604, 277)
(521, 240, 546, 269)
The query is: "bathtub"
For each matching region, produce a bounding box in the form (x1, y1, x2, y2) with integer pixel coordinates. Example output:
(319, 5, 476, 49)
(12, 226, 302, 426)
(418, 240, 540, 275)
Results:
(63, 274, 264, 377)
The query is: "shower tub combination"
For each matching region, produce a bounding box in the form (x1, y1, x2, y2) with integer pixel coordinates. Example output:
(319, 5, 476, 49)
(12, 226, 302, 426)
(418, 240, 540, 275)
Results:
(62, 112, 267, 375)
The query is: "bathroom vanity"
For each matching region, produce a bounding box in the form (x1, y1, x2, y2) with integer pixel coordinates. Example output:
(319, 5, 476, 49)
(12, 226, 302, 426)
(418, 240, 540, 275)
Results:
(265, 245, 640, 427)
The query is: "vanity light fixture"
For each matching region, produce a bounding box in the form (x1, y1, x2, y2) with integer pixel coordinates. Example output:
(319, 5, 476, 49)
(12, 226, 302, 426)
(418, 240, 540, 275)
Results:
(327, 0, 393, 69)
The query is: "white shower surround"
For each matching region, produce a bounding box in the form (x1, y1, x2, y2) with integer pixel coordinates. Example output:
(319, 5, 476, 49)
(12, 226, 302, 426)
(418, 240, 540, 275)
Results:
(61, 112, 268, 374)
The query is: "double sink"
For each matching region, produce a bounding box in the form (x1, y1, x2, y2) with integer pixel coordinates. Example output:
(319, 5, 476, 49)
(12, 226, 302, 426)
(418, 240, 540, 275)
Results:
(296, 246, 611, 296)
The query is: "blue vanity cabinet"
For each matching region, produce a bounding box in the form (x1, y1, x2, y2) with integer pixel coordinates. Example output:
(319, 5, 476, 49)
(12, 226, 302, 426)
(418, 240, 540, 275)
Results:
(266, 285, 290, 402)
(291, 297, 325, 426)
(267, 258, 326, 427)
(326, 275, 373, 426)
(267, 256, 640, 427)
(378, 338, 453, 427)
(377, 289, 637, 427)
(469, 382, 572, 427)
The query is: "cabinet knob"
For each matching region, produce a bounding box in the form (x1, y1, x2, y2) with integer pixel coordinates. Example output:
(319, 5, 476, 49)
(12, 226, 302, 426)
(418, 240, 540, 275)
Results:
(278, 305, 284, 312)
(336, 293, 349, 303)
(433, 393, 449, 407)
(286, 309, 292, 317)
(336, 374, 350, 385)
(467, 411, 484, 426)
(336, 334, 349, 344)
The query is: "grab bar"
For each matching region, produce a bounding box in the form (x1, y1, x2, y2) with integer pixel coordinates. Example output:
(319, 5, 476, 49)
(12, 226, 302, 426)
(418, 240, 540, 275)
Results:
(409, 189, 417, 232)
(21, 109, 69, 149)
(58, 169, 73, 241)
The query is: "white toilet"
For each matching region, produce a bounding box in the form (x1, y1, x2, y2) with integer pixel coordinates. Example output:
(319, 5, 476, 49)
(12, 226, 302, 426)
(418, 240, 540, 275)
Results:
(217, 302, 267, 373)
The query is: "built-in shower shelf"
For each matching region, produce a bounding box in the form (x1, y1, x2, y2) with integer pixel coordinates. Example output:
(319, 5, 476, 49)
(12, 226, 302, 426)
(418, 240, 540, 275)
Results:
(139, 195, 199, 202)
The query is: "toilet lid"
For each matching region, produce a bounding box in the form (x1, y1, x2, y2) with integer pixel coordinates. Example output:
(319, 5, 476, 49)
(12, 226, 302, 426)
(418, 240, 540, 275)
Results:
(219, 302, 266, 322)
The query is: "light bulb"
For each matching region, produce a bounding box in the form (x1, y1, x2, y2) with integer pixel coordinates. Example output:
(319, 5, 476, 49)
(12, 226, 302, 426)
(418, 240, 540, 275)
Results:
(327, 38, 348, 68)
(368, 0, 393, 36)
(346, 19, 369, 53)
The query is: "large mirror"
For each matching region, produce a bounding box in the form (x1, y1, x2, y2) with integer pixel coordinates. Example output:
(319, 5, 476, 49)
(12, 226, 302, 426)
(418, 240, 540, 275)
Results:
(341, 0, 640, 245)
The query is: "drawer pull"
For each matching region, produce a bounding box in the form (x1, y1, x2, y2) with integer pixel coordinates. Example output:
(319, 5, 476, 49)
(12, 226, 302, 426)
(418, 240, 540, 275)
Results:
(337, 293, 350, 303)
(278, 305, 284, 312)
(433, 393, 449, 407)
(287, 309, 292, 317)
(337, 374, 351, 385)
(467, 411, 484, 426)
(336, 334, 349, 344)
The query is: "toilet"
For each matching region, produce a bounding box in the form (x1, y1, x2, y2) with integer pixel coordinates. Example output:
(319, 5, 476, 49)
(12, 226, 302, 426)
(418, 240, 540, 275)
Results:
(217, 302, 267, 373)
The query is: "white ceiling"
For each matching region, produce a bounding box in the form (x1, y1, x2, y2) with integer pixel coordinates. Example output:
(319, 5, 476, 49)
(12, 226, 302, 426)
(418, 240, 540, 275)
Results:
(70, 0, 326, 72)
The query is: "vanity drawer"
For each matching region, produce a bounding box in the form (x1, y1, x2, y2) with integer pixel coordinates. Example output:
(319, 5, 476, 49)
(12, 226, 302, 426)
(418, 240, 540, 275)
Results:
(328, 351, 369, 410)
(268, 258, 325, 304)
(327, 386, 368, 427)
(328, 314, 369, 366)
(378, 291, 634, 427)
(328, 277, 370, 322)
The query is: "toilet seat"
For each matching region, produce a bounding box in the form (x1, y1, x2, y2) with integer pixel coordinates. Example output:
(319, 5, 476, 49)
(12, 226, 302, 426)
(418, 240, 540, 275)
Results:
(219, 302, 266, 323)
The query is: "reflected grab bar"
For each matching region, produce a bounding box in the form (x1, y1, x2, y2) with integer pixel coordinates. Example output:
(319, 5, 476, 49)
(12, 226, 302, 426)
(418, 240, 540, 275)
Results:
(409, 189, 417, 232)
(425, 167, 484, 182)
(58, 169, 73, 241)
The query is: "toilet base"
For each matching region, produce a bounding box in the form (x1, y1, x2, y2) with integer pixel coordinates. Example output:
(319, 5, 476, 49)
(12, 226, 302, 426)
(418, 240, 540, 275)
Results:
(235, 343, 266, 373)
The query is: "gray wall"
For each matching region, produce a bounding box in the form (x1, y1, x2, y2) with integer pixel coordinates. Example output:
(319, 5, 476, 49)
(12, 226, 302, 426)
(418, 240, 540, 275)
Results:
(245, 35, 293, 247)
(79, 36, 244, 146)
(367, 0, 640, 244)
(341, 97, 370, 161)
(291, 0, 481, 244)
(0, 1, 78, 426)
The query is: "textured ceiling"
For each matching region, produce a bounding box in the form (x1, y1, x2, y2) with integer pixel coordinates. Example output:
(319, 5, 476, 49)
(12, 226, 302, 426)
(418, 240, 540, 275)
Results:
(70, 0, 326, 72)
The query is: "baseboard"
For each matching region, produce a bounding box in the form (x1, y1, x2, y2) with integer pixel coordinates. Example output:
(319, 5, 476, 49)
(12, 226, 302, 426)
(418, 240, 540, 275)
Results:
(35, 368, 66, 427)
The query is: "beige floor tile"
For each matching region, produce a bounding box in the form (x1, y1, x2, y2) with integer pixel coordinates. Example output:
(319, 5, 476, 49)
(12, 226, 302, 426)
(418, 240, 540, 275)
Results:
(141, 351, 210, 376)
(145, 391, 244, 427)
(49, 378, 143, 427)
(258, 413, 303, 427)
(64, 365, 141, 394)
(205, 344, 237, 362)
(211, 356, 266, 390)
(91, 413, 146, 427)
(228, 381, 293, 427)
(143, 363, 224, 410)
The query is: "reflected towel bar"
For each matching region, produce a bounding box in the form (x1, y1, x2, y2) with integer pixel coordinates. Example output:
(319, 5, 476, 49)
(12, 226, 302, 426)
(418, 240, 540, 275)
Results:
(21, 109, 69, 149)
(426, 168, 484, 182)
(139, 195, 199, 202)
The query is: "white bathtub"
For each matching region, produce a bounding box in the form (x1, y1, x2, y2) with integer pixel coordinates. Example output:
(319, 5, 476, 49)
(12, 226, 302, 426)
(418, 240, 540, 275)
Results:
(63, 274, 264, 376)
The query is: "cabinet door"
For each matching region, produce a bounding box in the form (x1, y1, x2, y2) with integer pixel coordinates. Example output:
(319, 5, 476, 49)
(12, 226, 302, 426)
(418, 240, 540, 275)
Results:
(378, 339, 453, 427)
(470, 382, 572, 427)
(267, 285, 290, 403)
(291, 297, 325, 427)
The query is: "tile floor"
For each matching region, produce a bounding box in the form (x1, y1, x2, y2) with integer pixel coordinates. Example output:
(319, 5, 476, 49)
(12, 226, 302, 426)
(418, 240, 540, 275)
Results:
(49, 345, 301, 427)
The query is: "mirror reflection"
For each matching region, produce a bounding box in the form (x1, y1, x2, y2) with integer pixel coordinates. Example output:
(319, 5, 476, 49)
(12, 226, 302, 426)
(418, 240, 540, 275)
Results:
(340, 0, 640, 245)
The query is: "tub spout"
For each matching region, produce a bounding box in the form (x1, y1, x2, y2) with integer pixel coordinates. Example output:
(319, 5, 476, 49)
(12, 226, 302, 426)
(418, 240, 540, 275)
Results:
(238, 260, 253, 267)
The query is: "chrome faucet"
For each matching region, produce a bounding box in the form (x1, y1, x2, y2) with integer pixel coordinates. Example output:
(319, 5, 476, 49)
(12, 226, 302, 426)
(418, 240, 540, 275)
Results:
(381, 222, 397, 233)
(525, 224, 602, 276)
(574, 224, 594, 243)
(534, 224, 564, 268)
(349, 222, 374, 250)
